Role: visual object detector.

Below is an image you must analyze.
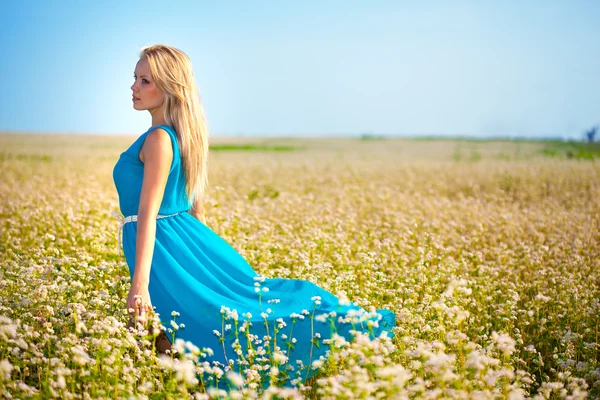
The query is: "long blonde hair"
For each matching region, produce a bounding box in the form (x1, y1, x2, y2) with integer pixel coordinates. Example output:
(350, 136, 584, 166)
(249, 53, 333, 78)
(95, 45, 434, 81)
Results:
(140, 44, 209, 210)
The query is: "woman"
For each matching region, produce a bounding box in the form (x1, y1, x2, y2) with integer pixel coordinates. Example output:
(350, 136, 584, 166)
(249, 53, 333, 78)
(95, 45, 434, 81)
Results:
(112, 44, 396, 387)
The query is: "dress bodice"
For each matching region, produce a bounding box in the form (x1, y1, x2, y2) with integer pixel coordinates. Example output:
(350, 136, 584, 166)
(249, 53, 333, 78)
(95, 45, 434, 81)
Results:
(113, 125, 191, 216)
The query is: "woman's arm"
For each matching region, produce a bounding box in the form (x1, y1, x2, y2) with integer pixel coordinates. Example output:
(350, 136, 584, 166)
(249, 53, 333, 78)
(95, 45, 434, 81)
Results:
(189, 197, 206, 224)
(133, 128, 173, 287)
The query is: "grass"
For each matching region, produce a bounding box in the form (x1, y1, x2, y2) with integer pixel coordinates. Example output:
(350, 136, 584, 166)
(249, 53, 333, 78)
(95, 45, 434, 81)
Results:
(539, 141, 600, 160)
(209, 144, 303, 152)
(0, 133, 598, 399)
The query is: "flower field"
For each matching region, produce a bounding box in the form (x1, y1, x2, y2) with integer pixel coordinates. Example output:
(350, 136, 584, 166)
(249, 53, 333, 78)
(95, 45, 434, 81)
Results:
(0, 133, 599, 399)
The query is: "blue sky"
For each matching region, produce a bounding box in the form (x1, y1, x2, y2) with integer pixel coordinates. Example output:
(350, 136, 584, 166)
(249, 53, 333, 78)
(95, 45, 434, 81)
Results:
(1, 0, 598, 138)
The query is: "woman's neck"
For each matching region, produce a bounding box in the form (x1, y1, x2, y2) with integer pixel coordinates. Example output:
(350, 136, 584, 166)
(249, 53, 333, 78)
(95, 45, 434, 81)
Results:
(150, 106, 167, 128)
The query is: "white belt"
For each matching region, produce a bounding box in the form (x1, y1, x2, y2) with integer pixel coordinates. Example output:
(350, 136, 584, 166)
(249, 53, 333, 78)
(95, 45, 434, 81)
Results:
(111, 210, 185, 257)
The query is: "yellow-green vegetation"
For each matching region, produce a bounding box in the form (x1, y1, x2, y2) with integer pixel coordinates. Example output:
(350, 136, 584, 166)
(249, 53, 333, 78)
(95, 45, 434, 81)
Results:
(1, 133, 598, 399)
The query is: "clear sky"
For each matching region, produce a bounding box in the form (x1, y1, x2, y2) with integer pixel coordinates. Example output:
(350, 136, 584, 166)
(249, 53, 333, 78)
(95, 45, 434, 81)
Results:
(1, 0, 598, 138)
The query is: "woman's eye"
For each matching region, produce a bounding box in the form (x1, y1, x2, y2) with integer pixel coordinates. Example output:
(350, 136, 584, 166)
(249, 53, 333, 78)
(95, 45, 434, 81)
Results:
(132, 76, 149, 84)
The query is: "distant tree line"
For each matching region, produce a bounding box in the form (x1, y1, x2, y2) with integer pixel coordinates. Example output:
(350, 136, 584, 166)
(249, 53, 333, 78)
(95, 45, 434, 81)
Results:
(586, 125, 597, 142)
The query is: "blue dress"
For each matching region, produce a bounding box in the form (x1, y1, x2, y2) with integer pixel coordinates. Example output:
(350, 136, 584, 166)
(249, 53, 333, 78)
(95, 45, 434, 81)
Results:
(113, 125, 396, 388)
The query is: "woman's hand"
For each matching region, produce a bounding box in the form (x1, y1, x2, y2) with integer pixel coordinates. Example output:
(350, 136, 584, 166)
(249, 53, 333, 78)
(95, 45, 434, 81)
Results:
(127, 281, 153, 327)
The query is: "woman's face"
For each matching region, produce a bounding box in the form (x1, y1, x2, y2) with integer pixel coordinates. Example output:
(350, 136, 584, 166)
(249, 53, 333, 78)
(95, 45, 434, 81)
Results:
(131, 57, 164, 111)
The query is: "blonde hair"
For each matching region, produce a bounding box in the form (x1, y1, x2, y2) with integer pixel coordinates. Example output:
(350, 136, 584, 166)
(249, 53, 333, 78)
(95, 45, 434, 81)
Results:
(140, 44, 209, 211)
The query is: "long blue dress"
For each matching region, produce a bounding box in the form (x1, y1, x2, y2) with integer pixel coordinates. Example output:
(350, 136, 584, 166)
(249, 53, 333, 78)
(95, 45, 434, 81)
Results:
(112, 125, 396, 388)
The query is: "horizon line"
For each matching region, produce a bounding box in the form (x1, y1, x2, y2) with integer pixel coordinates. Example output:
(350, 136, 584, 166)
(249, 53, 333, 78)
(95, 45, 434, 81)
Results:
(0, 129, 590, 142)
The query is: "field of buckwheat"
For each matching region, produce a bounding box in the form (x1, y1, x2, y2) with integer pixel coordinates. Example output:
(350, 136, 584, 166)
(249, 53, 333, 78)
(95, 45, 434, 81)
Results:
(0, 132, 599, 399)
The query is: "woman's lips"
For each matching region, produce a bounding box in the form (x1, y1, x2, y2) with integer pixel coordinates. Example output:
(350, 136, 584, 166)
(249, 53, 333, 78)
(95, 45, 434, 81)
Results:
(133, 97, 140, 101)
